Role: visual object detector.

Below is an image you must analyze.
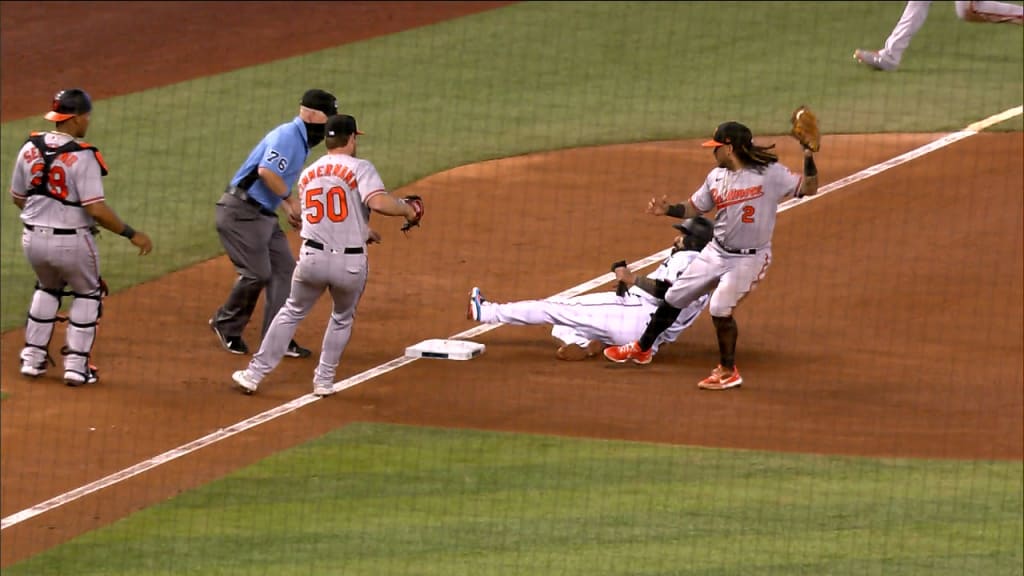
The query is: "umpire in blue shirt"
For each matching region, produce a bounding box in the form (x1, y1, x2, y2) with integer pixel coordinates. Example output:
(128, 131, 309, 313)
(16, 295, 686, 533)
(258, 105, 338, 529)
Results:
(210, 89, 338, 357)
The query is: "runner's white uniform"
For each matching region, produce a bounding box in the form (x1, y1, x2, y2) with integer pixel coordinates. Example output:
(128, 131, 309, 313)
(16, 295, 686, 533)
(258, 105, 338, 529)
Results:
(244, 151, 384, 387)
(477, 249, 709, 353)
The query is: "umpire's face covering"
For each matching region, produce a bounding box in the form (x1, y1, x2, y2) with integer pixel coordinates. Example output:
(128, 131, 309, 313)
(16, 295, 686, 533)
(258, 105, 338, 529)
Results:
(305, 122, 326, 148)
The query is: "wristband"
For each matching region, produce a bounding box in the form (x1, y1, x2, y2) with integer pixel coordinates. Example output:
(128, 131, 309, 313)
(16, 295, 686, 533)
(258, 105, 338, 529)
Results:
(665, 203, 686, 218)
(120, 224, 136, 240)
(804, 155, 817, 178)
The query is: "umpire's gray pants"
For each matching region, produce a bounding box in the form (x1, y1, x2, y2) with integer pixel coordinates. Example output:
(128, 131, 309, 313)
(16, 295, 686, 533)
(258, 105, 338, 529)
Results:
(212, 193, 296, 339)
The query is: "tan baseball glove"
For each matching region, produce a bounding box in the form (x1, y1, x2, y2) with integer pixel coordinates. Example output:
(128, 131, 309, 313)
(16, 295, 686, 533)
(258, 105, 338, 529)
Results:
(790, 105, 821, 152)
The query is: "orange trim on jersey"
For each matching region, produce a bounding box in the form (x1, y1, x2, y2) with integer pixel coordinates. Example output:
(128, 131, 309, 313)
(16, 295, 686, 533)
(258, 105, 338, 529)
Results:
(80, 196, 106, 206)
(10, 188, 26, 199)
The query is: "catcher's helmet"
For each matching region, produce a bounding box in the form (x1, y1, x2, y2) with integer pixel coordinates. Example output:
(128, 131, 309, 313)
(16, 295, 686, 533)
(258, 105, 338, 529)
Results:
(44, 88, 92, 122)
(673, 216, 714, 251)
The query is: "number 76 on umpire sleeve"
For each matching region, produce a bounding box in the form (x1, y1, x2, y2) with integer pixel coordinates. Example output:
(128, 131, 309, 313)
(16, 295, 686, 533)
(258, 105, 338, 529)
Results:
(264, 149, 288, 172)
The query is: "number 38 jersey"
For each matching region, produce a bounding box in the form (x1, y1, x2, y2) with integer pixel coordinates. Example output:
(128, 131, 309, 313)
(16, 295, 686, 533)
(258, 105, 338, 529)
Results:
(297, 151, 386, 249)
(690, 162, 801, 252)
(9, 132, 107, 229)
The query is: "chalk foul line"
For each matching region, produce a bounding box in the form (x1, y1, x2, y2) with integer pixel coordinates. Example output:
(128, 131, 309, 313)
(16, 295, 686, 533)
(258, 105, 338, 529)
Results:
(2, 105, 1019, 531)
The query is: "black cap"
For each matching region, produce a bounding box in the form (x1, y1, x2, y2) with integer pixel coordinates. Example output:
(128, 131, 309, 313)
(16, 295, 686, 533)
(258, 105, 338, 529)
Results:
(300, 89, 338, 117)
(326, 114, 365, 137)
(701, 121, 753, 148)
(672, 216, 714, 242)
(44, 88, 92, 122)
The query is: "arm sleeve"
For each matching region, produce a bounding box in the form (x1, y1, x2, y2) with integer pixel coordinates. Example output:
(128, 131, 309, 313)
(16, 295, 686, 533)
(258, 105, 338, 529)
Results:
(259, 129, 303, 177)
(76, 153, 106, 205)
(357, 160, 387, 204)
(771, 163, 802, 200)
(690, 174, 715, 213)
(9, 143, 30, 198)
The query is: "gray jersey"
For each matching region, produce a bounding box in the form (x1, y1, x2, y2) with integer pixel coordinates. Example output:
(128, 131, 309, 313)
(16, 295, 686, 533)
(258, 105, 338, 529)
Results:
(297, 152, 385, 249)
(10, 132, 106, 229)
(690, 162, 800, 251)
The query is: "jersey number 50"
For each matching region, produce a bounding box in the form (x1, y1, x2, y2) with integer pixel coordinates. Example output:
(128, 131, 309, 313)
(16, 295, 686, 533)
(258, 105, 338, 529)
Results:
(304, 186, 348, 224)
(29, 163, 70, 200)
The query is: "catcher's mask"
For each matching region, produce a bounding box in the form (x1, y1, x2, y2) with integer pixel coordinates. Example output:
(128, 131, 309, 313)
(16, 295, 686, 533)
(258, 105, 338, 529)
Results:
(44, 88, 92, 122)
(672, 216, 714, 252)
(701, 121, 753, 149)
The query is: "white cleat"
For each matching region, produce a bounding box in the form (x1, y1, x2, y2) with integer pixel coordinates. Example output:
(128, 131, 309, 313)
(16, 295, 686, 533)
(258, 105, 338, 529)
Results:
(313, 382, 336, 397)
(232, 370, 259, 395)
(20, 361, 47, 378)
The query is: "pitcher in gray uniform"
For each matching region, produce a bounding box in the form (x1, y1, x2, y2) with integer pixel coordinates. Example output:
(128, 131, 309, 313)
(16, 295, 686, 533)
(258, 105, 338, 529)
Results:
(9, 88, 153, 386)
(231, 114, 424, 397)
(604, 121, 819, 390)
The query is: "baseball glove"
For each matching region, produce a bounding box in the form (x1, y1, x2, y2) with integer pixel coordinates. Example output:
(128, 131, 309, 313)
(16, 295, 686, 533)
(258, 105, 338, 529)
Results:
(401, 195, 424, 233)
(790, 105, 821, 152)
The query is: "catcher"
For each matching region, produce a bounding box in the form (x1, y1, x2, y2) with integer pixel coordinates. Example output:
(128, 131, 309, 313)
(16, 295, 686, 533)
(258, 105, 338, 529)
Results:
(231, 114, 424, 397)
(604, 108, 821, 390)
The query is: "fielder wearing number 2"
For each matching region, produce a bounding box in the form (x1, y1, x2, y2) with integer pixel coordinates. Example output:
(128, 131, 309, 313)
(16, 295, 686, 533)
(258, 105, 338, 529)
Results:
(605, 120, 820, 390)
(10, 88, 153, 386)
(232, 115, 424, 397)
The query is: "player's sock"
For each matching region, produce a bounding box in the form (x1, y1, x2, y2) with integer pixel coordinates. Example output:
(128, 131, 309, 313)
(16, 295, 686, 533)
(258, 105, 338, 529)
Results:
(712, 315, 738, 368)
(638, 303, 681, 351)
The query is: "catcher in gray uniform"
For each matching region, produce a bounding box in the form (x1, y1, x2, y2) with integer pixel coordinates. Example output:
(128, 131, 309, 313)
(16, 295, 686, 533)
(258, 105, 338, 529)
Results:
(232, 115, 424, 397)
(604, 120, 819, 390)
(9, 88, 153, 386)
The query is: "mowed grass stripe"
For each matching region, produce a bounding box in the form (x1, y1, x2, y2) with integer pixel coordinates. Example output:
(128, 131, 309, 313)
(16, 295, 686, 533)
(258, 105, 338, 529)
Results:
(1, 1, 1021, 329)
(4, 424, 1021, 575)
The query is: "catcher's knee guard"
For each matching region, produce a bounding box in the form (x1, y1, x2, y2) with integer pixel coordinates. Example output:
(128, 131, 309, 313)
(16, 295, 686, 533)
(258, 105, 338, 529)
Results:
(62, 289, 103, 379)
(22, 284, 64, 365)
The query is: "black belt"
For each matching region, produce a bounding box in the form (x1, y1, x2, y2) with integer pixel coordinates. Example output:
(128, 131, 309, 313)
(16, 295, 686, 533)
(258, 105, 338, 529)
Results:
(24, 223, 84, 235)
(225, 185, 276, 218)
(304, 239, 363, 254)
(714, 238, 757, 255)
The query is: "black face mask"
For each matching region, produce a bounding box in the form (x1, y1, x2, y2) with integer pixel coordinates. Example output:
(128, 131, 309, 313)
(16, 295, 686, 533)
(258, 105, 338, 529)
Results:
(304, 122, 326, 148)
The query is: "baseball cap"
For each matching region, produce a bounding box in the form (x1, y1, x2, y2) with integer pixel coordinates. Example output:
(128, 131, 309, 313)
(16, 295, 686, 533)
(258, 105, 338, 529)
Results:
(44, 88, 92, 122)
(326, 114, 365, 137)
(300, 89, 338, 117)
(701, 121, 753, 148)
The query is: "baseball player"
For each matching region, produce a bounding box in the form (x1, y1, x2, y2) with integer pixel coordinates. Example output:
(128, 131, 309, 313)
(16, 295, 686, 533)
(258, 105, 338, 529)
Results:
(467, 218, 714, 360)
(231, 114, 424, 396)
(604, 121, 819, 390)
(854, 1, 1022, 71)
(9, 88, 153, 386)
(210, 89, 339, 359)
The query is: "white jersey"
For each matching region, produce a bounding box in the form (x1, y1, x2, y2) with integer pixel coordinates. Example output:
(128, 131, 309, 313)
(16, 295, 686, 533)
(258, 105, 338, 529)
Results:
(10, 132, 106, 229)
(296, 152, 386, 249)
(690, 162, 800, 251)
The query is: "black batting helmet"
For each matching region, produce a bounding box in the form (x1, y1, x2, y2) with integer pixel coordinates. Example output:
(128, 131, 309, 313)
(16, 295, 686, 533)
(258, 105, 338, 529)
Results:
(672, 216, 714, 251)
(44, 88, 92, 122)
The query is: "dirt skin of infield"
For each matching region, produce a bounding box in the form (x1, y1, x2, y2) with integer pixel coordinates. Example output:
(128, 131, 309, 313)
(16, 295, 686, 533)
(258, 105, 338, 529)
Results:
(1, 0, 1021, 567)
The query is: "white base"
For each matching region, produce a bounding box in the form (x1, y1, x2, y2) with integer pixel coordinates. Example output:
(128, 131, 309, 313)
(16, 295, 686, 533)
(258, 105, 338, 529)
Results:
(404, 338, 485, 361)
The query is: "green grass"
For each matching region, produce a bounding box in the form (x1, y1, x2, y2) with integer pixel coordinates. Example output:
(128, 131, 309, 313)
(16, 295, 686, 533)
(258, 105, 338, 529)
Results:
(1, 1, 1021, 329)
(5, 423, 1022, 575)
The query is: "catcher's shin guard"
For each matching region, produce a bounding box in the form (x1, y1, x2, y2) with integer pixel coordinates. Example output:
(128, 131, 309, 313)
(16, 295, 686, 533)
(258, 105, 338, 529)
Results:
(62, 289, 103, 382)
(22, 284, 64, 367)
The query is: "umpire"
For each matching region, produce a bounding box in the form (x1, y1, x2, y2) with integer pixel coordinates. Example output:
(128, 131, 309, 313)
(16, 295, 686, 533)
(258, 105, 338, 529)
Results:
(209, 89, 338, 357)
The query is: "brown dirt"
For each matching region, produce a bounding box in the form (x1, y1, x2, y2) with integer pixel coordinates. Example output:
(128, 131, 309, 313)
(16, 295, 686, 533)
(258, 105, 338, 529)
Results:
(1, 0, 1021, 567)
